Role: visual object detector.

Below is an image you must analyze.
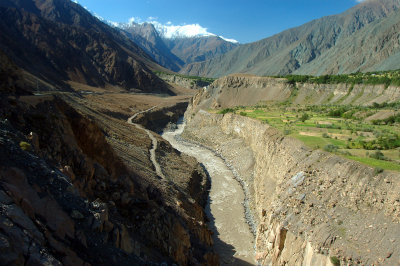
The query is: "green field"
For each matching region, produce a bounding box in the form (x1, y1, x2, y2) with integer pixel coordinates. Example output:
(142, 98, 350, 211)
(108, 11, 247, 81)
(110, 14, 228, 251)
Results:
(219, 104, 400, 171)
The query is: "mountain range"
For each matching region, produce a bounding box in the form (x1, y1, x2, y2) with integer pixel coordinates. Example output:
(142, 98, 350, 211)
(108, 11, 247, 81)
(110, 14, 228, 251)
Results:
(181, 0, 400, 77)
(0, 0, 173, 94)
(1, 0, 400, 94)
(117, 21, 239, 72)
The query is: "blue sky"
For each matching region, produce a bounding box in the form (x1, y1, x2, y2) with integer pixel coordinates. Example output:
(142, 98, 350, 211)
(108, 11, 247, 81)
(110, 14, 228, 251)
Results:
(76, 0, 363, 43)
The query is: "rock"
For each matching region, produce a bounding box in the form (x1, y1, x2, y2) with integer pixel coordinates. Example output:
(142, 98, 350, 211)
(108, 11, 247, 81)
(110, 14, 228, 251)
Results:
(26, 246, 62, 266)
(36, 197, 75, 239)
(91, 213, 103, 232)
(62, 249, 85, 266)
(28, 132, 39, 153)
(297, 193, 306, 202)
(119, 225, 133, 253)
(61, 166, 76, 182)
(112, 192, 120, 201)
(75, 230, 87, 248)
(2, 204, 44, 243)
(0, 233, 10, 249)
(112, 228, 120, 248)
(71, 210, 85, 220)
(103, 220, 114, 233)
(0, 191, 13, 205)
(121, 192, 131, 206)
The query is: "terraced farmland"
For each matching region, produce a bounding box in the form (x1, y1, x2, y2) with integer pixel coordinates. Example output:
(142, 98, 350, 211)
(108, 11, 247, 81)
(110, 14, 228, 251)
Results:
(217, 103, 400, 171)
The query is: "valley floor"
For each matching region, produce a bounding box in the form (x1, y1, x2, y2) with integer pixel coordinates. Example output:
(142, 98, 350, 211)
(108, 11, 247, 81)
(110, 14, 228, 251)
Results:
(162, 121, 256, 265)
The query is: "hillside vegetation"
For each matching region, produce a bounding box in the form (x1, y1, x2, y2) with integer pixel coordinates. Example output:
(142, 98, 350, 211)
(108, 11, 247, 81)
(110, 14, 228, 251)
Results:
(281, 69, 400, 86)
(217, 102, 400, 171)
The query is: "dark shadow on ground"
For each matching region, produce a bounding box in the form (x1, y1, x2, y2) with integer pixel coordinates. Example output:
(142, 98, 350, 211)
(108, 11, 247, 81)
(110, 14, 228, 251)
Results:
(200, 162, 254, 266)
(205, 200, 254, 266)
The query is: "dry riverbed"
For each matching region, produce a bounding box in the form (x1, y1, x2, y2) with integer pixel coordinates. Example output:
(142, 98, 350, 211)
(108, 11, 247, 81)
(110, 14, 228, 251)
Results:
(162, 120, 255, 265)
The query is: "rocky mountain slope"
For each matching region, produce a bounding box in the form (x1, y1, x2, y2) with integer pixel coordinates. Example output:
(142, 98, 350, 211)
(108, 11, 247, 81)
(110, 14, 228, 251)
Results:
(182, 0, 400, 77)
(165, 36, 239, 65)
(0, 84, 218, 265)
(120, 23, 184, 72)
(119, 22, 238, 72)
(0, 50, 34, 95)
(0, 0, 173, 94)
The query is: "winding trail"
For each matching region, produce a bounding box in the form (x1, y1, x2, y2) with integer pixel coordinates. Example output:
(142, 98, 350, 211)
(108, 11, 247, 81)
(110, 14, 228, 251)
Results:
(127, 107, 166, 179)
(162, 120, 255, 265)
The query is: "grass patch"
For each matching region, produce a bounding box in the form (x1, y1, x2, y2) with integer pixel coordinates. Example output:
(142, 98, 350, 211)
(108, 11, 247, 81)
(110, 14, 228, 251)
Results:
(344, 155, 400, 171)
(19, 141, 32, 151)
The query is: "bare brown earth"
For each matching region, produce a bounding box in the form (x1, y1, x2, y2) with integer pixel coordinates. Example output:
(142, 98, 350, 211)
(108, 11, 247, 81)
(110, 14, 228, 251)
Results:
(191, 74, 400, 113)
(0, 80, 220, 265)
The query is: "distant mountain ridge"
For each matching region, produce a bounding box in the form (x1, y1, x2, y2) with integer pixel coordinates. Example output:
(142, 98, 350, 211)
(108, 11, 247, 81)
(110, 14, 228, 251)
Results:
(116, 21, 239, 72)
(120, 22, 184, 72)
(0, 0, 173, 94)
(181, 0, 400, 77)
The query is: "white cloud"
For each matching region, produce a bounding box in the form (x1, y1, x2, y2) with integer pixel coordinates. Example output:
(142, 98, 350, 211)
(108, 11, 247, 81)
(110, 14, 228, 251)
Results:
(151, 21, 215, 38)
(220, 36, 239, 44)
(128, 17, 142, 24)
(356, 0, 365, 2)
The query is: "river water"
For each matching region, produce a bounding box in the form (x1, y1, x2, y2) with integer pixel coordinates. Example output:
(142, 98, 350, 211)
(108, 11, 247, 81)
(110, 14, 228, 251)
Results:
(162, 120, 255, 265)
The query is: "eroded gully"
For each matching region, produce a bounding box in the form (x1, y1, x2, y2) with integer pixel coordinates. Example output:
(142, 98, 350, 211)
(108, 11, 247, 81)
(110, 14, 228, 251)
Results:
(162, 120, 255, 265)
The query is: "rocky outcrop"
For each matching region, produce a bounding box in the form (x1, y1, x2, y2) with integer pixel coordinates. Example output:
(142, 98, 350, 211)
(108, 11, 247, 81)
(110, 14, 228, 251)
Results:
(0, 50, 33, 95)
(120, 23, 184, 72)
(156, 72, 212, 90)
(131, 102, 189, 133)
(190, 74, 400, 112)
(0, 95, 217, 265)
(183, 109, 400, 265)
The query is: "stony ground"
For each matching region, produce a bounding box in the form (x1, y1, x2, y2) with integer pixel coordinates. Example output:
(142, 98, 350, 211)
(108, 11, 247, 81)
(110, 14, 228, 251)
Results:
(0, 82, 218, 265)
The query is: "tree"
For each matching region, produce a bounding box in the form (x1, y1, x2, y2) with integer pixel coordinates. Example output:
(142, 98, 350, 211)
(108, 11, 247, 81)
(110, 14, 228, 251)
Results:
(300, 113, 310, 122)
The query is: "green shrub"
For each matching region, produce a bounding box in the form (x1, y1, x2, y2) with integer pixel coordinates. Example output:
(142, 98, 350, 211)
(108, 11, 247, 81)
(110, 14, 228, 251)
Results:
(322, 132, 330, 138)
(300, 113, 310, 122)
(369, 150, 386, 160)
(330, 256, 340, 266)
(218, 108, 235, 115)
(19, 141, 32, 151)
(323, 144, 338, 153)
(374, 167, 384, 175)
(239, 112, 247, 116)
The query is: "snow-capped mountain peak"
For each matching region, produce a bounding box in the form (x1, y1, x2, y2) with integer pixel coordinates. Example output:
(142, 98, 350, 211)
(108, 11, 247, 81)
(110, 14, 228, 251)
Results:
(116, 18, 239, 44)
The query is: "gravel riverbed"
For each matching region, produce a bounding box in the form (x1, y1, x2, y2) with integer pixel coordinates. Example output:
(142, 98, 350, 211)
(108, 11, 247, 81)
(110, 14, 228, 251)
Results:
(162, 120, 255, 265)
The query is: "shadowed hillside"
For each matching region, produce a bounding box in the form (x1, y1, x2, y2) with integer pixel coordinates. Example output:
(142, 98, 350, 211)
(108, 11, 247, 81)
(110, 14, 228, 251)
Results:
(0, 0, 173, 94)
